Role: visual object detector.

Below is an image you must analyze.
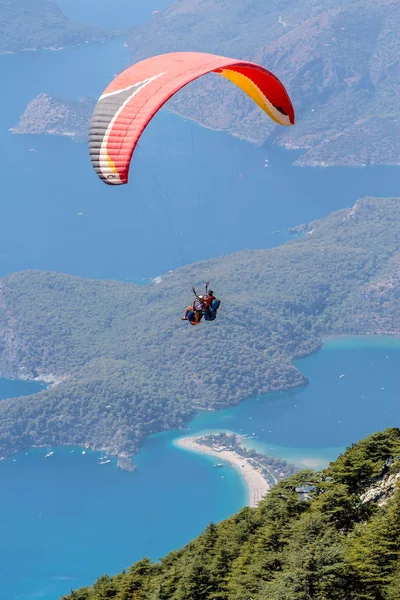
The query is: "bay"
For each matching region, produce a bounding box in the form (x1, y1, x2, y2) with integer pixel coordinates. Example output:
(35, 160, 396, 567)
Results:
(0, 445, 244, 600)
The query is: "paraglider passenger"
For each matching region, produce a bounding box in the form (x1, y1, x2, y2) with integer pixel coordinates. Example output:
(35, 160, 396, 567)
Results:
(181, 296, 204, 325)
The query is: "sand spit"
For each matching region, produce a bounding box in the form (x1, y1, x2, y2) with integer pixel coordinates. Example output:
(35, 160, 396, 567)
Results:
(175, 435, 271, 508)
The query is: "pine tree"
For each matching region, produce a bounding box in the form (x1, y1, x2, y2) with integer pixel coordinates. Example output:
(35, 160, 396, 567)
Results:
(175, 558, 212, 600)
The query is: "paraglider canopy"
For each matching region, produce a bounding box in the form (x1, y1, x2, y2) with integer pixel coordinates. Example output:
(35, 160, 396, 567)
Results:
(89, 51, 294, 186)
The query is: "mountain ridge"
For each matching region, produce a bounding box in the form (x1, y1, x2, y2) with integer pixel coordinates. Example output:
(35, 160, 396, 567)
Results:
(125, 0, 400, 166)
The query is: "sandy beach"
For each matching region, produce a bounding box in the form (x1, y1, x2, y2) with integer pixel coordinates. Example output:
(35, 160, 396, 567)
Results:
(175, 435, 271, 508)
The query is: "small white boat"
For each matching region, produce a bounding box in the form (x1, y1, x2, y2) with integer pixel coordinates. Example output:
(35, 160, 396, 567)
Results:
(45, 451, 54, 458)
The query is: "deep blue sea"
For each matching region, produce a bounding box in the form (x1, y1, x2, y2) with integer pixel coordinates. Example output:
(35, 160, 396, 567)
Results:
(1, 1, 400, 598)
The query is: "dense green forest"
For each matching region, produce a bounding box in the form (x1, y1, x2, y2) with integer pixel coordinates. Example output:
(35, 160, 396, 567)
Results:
(126, 0, 400, 166)
(62, 428, 400, 599)
(0, 196, 398, 460)
(0, 0, 111, 52)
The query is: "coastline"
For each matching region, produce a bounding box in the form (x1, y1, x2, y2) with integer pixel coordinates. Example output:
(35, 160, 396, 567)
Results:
(175, 435, 271, 508)
(321, 333, 400, 347)
(322, 332, 400, 340)
(33, 373, 68, 386)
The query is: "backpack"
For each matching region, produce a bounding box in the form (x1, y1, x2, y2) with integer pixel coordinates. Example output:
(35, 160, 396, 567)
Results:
(203, 299, 221, 321)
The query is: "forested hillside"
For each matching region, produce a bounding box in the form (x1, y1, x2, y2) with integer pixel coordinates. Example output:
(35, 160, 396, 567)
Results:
(126, 0, 400, 166)
(63, 428, 400, 600)
(0, 196, 398, 460)
(0, 0, 111, 52)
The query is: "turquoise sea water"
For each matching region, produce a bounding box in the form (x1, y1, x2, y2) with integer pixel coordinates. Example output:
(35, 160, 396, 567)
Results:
(0, 445, 245, 600)
(0, 336, 399, 599)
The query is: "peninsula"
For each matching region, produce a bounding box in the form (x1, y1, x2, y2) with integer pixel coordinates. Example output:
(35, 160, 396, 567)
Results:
(10, 94, 95, 142)
(0, 197, 398, 463)
(176, 432, 297, 507)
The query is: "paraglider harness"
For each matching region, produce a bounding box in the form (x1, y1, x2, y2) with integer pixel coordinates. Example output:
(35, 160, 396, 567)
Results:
(191, 283, 221, 324)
